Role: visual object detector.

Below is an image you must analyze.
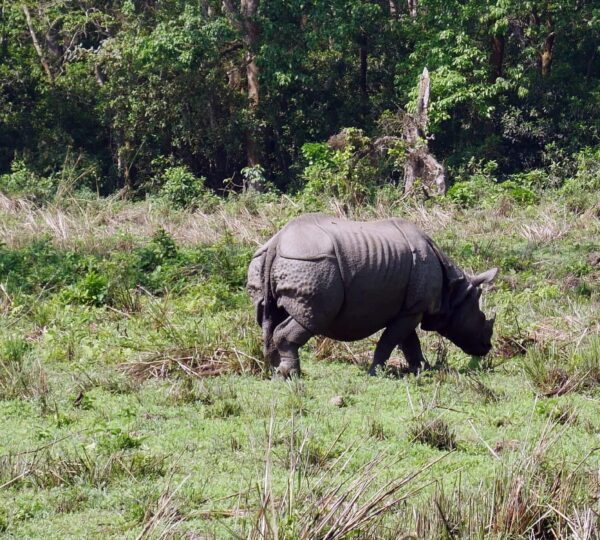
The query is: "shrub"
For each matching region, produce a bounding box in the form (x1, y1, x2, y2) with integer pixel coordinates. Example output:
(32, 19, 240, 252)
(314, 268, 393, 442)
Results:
(137, 228, 179, 273)
(448, 175, 538, 208)
(61, 269, 109, 306)
(0, 239, 87, 295)
(158, 165, 216, 209)
(0, 160, 56, 202)
(561, 146, 600, 195)
(298, 129, 379, 208)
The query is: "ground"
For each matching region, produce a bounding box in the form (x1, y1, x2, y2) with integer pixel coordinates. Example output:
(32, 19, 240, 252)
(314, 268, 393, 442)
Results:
(0, 187, 598, 539)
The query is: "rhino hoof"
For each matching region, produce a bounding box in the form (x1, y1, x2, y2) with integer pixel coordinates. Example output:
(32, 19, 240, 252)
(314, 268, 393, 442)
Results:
(274, 361, 301, 380)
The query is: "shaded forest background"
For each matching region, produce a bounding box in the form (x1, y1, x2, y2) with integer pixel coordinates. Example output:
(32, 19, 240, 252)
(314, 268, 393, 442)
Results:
(1, 0, 599, 197)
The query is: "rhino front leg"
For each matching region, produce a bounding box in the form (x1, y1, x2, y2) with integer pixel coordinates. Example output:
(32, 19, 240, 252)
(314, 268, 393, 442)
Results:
(273, 316, 312, 378)
(399, 330, 429, 373)
(368, 315, 422, 376)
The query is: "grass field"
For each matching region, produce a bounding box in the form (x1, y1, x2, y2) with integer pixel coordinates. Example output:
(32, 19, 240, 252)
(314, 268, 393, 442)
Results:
(0, 185, 599, 539)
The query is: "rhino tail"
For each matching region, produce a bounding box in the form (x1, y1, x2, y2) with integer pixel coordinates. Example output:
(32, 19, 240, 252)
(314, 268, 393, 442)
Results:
(261, 239, 279, 358)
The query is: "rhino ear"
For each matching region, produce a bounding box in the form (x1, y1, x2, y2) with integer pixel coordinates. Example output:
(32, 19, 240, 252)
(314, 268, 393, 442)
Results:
(471, 267, 498, 287)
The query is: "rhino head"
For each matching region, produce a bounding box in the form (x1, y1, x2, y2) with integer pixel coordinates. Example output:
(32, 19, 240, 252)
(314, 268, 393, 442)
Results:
(422, 268, 498, 356)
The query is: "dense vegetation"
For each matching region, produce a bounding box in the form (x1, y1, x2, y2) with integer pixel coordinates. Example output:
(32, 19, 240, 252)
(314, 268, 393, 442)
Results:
(1, 0, 599, 196)
(0, 176, 598, 537)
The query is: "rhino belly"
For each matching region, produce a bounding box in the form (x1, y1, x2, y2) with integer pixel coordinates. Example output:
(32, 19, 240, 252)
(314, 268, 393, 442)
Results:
(323, 276, 407, 341)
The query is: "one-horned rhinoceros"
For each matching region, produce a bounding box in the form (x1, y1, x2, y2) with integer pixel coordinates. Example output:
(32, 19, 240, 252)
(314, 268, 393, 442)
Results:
(247, 213, 498, 378)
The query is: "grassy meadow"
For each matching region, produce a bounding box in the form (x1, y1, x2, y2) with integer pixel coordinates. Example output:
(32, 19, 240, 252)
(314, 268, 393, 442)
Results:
(0, 183, 599, 539)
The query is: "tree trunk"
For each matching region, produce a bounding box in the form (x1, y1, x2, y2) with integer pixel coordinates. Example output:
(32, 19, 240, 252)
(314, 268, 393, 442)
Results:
(541, 31, 555, 77)
(358, 32, 368, 104)
(532, 10, 555, 77)
(246, 51, 259, 108)
(225, 0, 261, 167)
(117, 139, 133, 191)
(388, 0, 398, 18)
(242, 0, 260, 107)
(1, 3, 8, 58)
(416, 67, 429, 130)
(490, 34, 505, 81)
(407, 0, 417, 18)
(21, 4, 53, 83)
(403, 67, 446, 196)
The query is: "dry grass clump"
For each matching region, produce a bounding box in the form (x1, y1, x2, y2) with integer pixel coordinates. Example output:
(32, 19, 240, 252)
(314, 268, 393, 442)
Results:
(405, 428, 600, 539)
(0, 446, 168, 490)
(120, 345, 262, 381)
(409, 417, 457, 451)
(519, 211, 569, 244)
(313, 336, 373, 366)
(236, 418, 448, 540)
(0, 336, 49, 401)
(0, 193, 276, 251)
(120, 308, 264, 381)
(463, 374, 501, 404)
(136, 475, 189, 540)
(495, 335, 531, 359)
(523, 336, 600, 397)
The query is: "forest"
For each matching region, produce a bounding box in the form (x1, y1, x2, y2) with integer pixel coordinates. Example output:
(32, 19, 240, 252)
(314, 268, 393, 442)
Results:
(1, 0, 599, 197)
(0, 1, 599, 539)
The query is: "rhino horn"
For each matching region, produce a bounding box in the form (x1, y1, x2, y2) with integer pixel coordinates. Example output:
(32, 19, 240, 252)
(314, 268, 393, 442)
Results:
(471, 267, 499, 287)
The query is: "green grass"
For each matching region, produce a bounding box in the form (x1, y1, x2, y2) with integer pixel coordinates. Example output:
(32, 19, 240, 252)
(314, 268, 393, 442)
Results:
(0, 187, 598, 538)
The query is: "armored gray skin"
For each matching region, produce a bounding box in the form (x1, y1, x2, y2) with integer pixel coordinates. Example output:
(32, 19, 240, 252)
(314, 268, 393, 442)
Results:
(247, 213, 498, 378)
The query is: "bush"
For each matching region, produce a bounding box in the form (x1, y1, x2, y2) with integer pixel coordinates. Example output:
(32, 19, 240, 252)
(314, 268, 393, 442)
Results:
(448, 176, 537, 208)
(158, 166, 216, 209)
(562, 146, 600, 195)
(0, 160, 56, 202)
(61, 270, 109, 306)
(0, 239, 87, 295)
(137, 228, 179, 273)
(298, 129, 380, 208)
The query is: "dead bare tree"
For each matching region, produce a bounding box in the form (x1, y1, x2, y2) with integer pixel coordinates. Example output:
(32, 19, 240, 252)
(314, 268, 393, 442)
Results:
(325, 69, 445, 199)
(402, 68, 446, 196)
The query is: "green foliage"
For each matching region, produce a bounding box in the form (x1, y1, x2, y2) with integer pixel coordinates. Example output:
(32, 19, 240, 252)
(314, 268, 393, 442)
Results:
(158, 166, 215, 209)
(240, 165, 270, 191)
(61, 270, 109, 307)
(0, 161, 56, 202)
(189, 235, 254, 290)
(96, 427, 144, 454)
(0, 0, 598, 194)
(299, 129, 385, 208)
(137, 228, 179, 273)
(562, 147, 600, 194)
(447, 159, 538, 207)
(0, 239, 86, 295)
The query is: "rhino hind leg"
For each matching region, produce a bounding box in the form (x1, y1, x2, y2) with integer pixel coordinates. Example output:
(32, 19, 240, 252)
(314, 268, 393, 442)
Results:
(273, 316, 312, 378)
(368, 315, 426, 376)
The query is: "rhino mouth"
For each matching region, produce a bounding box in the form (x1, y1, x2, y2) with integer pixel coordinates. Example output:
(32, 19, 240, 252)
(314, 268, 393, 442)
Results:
(463, 342, 492, 357)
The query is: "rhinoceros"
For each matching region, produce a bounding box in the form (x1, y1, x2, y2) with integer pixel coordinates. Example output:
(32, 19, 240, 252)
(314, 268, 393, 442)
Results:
(247, 213, 497, 378)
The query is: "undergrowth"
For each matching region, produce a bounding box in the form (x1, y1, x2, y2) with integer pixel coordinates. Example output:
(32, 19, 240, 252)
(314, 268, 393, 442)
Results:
(0, 181, 598, 538)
